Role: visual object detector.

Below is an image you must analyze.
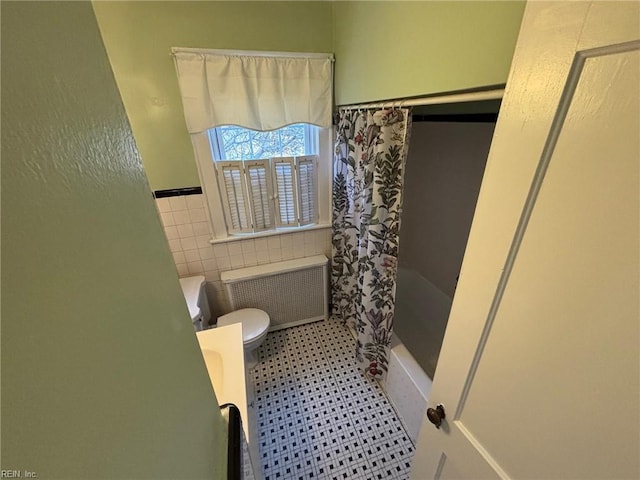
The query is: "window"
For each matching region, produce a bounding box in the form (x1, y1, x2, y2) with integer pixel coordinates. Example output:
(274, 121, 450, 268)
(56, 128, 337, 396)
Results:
(209, 124, 320, 234)
(210, 124, 317, 160)
(172, 48, 333, 240)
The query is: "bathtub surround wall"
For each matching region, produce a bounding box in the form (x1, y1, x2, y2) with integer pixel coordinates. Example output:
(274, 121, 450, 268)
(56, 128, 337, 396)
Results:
(155, 192, 332, 318)
(380, 120, 494, 445)
(395, 120, 496, 378)
(394, 268, 453, 378)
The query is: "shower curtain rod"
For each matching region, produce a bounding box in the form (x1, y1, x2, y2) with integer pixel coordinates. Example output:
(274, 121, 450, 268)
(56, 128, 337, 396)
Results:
(337, 88, 504, 111)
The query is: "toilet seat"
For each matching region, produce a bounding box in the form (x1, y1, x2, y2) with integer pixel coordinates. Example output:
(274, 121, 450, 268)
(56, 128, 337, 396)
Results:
(217, 308, 270, 345)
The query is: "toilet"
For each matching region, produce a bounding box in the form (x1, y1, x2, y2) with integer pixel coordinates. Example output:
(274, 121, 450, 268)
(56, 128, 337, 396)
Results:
(179, 275, 211, 331)
(179, 275, 270, 367)
(217, 308, 270, 369)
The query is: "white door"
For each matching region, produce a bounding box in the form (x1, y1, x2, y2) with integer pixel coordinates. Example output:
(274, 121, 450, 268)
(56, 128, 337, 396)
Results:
(411, 2, 639, 479)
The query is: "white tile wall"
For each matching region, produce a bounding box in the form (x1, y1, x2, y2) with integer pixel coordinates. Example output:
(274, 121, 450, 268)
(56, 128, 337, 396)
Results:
(156, 193, 332, 320)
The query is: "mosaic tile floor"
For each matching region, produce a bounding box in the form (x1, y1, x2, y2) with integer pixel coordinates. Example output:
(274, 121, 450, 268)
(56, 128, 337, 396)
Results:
(251, 320, 415, 480)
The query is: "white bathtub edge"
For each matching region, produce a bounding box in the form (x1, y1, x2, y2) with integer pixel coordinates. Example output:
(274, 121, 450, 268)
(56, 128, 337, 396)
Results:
(384, 337, 432, 444)
(390, 341, 432, 398)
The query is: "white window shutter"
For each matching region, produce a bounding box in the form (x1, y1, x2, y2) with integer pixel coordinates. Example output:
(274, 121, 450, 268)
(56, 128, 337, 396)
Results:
(272, 158, 299, 227)
(215, 162, 252, 234)
(245, 160, 274, 231)
(296, 156, 319, 226)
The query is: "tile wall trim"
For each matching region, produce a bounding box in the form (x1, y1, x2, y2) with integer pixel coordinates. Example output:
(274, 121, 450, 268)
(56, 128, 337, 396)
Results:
(154, 186, 203, 198)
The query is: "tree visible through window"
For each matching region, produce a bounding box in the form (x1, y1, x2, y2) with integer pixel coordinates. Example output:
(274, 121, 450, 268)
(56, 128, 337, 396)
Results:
(210, 124, 315, 161)
(209, 124, 319, 234)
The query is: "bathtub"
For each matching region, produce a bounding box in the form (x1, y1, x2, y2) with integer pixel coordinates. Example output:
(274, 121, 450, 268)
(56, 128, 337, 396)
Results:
(382, 267, 452, 443)
(343, 321, 432, 443)
(382, 334, 432, 443)
(341, 268, 449, 443)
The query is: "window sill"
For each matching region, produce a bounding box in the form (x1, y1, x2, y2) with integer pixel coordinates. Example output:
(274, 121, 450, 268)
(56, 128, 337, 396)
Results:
(209, 223, 332, 245)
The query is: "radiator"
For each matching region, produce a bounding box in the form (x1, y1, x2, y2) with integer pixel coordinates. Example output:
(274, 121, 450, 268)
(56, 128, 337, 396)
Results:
(220, 254, 328, 331)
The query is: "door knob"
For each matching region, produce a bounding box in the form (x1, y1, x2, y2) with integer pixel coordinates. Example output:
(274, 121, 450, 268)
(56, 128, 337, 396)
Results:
(427, 404, 446, 429)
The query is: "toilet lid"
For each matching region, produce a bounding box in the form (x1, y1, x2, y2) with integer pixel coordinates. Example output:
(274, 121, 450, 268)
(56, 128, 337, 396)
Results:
(179, 276, 205, 322)
(217, 308, 270, 343)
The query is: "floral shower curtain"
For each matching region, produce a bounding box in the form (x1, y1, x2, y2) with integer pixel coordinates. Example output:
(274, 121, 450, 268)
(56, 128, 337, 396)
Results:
(331, 108, 412, 379)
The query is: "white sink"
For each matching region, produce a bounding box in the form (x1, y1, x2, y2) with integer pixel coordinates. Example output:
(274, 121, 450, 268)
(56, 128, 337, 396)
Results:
(199, 348, 223, 397)
(196, 322, 262, 480)
(196, 323, 247, 423)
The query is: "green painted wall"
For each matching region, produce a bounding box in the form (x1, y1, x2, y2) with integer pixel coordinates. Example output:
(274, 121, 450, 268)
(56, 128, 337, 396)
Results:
(92, 1, 334, 191)
(93, 1, 523, 190)
(333, 1, 526, 105)
(1, 2, 226, 478)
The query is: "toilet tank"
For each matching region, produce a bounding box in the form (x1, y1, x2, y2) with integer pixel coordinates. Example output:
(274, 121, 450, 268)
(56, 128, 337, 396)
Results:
(178, 276, 211, 330)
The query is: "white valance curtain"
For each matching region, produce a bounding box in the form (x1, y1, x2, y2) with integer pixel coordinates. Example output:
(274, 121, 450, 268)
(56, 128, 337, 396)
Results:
(172, 48, 334, 133)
